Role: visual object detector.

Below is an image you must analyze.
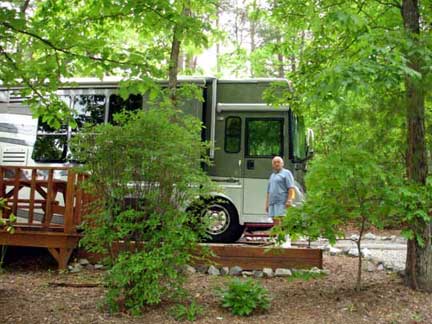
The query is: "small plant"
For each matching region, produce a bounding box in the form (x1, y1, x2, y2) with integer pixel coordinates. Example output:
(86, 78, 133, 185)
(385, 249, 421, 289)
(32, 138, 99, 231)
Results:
(169, 300, 204, 322)
(286, 270, 326, 282)
(216, 278, 271, 316)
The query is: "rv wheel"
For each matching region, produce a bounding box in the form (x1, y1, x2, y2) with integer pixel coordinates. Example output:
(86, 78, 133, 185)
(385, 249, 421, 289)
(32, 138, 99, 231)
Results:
(190, 199, 244, 243)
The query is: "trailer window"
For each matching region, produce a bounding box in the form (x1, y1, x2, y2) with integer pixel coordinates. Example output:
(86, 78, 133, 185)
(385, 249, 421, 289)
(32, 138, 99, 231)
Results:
(108, 94, 143, 123)
(32, 134, 68, 162)
(32, 96, 70, 162)
(292, 115, 307, 160)
(246, 118, 283, 157)
(72, 95, 106, 129)
(225, 117, 241, 153)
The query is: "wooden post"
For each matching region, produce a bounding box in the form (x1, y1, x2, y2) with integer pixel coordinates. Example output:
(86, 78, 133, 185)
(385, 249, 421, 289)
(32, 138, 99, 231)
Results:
(12, 167, 20, 216)
(74, 174, 83, 225)
(0, 166, 4, 198)
(64, 170, 76, 234)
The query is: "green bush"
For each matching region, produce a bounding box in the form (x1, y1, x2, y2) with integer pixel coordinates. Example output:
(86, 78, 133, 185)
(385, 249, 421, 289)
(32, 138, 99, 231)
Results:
(276, 148, 391, 291)
(71, 107, 215, 314)
(217, 278, 271, 316)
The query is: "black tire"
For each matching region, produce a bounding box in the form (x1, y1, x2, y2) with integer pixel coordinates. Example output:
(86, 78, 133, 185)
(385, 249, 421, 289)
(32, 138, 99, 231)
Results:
(189, 198, 244, 243)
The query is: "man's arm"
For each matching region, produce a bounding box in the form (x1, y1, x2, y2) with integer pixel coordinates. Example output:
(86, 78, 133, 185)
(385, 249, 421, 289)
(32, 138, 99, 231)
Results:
(285, 170, 296, 207)
(286, 188, 296, 207)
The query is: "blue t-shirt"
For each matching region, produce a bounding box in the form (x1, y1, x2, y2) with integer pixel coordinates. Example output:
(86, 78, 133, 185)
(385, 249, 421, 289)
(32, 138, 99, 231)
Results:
(267, 168, 295, 205)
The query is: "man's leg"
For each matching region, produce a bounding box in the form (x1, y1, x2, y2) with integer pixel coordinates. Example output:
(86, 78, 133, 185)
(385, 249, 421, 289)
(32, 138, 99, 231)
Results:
(272, 215, 291, 248)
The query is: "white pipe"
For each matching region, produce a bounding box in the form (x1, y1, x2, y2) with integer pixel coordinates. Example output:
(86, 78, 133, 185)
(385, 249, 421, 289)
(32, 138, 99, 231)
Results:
(210, 78, 217, 159)
(217, 103, 290, 112)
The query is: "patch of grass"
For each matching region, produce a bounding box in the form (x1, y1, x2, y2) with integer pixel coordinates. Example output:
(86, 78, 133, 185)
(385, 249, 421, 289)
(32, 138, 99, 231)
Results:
(286, 270, 326, 282)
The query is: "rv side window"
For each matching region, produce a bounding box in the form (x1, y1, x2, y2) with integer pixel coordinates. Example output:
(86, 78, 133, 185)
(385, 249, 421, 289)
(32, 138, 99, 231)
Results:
(72, 95, 106, 129)
(32, 96, 70, 162)
(224, 117, 241, 153)
(246, 118, 283, 157)
(108, 94, 143, 123)
(293, 115, 307, 160)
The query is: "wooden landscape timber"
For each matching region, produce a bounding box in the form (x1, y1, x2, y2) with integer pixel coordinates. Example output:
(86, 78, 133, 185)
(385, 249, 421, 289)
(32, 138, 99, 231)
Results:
(199, 243, 323, 270)
(78, 242, 323, 271)
(0, 165, 90, 269)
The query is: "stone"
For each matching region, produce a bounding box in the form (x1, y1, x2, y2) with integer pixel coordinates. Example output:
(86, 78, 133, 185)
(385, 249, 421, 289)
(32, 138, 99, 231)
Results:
(69, 263, 82, 273)
(377, 263, 385, 271)
(184, 264, 196, 274)
(78, 258, 90, 266)
(220, 267, 229, 275)
(208, 265, 220, 276)
(350, 234, 359, 241)
(364, 232, 377, 240)
(253, 270, 264, 278)
(196, 265, 208, 274)
(263, 268, 273, 278)
(347, 248, 359, 257)
(361, 248, 372, 259)
(329, 246, 342, 256)
(343, 246, 352, 254)
(381, 236, 391, 241)
(85, 264, 94, 270)
(390, 235, 396, 241)
(242, 271, 253, 277)
(367, 263, 375, 272)
(275, 268, 292, 277)
(309, 267, 321, 274)
(229, 266, 243, 276)
(94, 264, 104, 270)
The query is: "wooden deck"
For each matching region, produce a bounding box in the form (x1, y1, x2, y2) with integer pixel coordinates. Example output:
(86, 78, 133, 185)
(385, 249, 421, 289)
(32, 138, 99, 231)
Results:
(0, 165, 89, 269)
(1, 165, 323, 271)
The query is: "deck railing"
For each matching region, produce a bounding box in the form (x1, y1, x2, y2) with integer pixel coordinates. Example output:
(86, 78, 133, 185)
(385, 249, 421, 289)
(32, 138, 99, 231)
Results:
(0, 165, 89, 234)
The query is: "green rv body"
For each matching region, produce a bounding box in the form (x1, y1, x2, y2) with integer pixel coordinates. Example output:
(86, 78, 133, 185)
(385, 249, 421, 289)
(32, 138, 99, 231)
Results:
(0, 76, 313, 243)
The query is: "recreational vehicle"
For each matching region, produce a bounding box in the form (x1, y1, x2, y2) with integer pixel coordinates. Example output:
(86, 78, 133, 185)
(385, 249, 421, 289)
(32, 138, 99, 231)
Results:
(0, 77, 313, 243)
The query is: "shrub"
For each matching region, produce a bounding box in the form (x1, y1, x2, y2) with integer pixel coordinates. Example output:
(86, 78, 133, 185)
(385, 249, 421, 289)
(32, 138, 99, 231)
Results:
(217, 278, 271, 316)
(169, 300, 204, 322)
(275, 148, 391, 291)
(71, 107, 215, 314)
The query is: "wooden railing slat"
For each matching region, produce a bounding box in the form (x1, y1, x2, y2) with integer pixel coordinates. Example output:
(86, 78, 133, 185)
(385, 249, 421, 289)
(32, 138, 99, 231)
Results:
(29, 169, 37, 224)
(43, 169, 54, 228)
(64, 170, 76, 234)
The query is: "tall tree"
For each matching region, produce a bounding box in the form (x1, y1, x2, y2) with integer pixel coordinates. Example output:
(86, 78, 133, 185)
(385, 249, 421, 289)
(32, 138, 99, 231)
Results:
(264, 0, 432, 291)
(402, 0, 431, 291)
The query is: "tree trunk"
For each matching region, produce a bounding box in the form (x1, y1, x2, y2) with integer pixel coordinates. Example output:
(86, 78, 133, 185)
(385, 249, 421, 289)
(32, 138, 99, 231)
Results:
(168, 7, 191, 104)
(401, 0, 432, 292)
(168, 28, 181, 104)
(276, 34, 284, 77)
(250, 0, 257, 77)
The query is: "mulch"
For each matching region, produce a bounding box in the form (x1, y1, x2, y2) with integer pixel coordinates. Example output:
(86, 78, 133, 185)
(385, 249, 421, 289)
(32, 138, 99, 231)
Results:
(0, 247, 431, 324)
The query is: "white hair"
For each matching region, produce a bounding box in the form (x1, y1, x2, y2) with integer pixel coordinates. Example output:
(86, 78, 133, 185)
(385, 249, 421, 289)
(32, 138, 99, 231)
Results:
(272, 156, 284, 164)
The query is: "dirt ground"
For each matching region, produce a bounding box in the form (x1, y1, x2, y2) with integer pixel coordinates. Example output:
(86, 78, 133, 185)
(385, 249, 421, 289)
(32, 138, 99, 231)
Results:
(0, 247, 431, 324)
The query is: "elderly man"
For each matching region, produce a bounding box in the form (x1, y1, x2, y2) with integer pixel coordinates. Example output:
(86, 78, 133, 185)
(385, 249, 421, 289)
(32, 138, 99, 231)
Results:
(265, 156, 295, 247)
